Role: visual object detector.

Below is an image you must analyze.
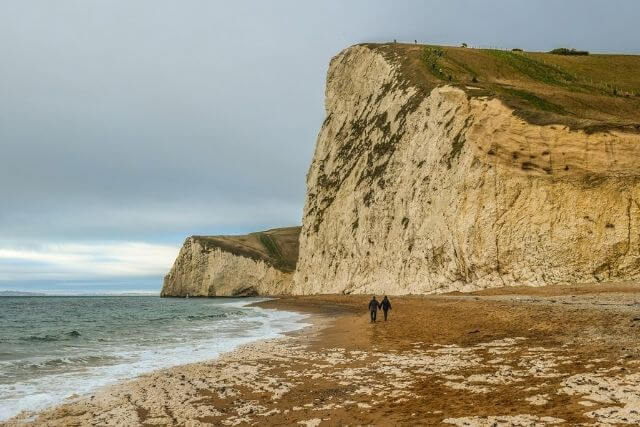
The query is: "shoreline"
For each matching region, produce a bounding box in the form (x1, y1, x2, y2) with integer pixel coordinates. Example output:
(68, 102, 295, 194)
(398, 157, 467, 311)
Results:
(1, 298, 313, 425)
(6, 285, 640, 425)
(4, 304, 332, 427)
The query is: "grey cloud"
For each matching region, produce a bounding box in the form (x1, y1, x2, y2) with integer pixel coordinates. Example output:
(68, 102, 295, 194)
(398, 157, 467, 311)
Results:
(1, 0, 639, 287)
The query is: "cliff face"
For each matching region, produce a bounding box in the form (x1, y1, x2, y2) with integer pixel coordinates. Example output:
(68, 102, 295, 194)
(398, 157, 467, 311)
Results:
(161, 227, 300, 297)
(293, 45, 640, 295)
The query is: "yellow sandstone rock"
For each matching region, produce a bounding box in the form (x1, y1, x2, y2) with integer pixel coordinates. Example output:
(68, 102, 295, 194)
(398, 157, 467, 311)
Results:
(293, 45, 640, 294)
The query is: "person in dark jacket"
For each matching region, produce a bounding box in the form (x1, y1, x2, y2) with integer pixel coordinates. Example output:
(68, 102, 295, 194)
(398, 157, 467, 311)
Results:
(381, 295, 392, 321)
(368, 296, 380, 322)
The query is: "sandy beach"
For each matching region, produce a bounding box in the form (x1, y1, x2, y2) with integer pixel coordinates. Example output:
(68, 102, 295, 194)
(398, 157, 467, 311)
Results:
(6, 283, 640, 426)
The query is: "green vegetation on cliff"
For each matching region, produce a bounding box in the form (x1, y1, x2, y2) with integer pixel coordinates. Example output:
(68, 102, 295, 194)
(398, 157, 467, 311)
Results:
(193, 226, 300, 273)
(367, 43, 640, 130)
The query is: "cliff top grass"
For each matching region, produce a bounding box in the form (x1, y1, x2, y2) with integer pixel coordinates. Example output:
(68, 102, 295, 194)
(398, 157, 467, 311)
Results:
(192, 226, 300, 273)
(366, 43, 640, 131)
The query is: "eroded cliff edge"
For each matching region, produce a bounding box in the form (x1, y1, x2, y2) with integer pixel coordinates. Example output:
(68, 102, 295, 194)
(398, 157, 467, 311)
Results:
(293, 44, 640, 295)
(161, 227, 300, 297)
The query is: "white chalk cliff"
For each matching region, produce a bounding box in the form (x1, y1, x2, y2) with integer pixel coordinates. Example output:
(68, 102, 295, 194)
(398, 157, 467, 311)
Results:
(161, 227, 299, 297)
(292, 45, 640, 295)
(162, 44, 640, 297)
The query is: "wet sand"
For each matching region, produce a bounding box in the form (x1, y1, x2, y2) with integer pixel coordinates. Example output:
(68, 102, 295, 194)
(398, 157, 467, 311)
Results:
(6, 283, 640, 426)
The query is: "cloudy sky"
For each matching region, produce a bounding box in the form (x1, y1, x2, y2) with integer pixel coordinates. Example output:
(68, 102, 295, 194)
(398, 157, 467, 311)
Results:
(1, 1, 639, 293)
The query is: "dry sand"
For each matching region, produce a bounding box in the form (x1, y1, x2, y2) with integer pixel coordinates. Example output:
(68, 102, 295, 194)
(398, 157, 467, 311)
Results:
(6, 283, 640, 426)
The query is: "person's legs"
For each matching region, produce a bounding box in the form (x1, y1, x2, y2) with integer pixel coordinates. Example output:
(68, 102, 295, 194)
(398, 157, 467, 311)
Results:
(383, 309, 388, 321)
(370, 310, 375, 322)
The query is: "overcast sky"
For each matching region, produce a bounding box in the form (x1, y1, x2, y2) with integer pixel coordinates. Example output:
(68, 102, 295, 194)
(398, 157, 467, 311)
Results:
(1, 0, 639, 293)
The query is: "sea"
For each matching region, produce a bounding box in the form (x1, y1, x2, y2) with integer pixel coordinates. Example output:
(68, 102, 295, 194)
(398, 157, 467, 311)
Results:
(0, 296, 308, 421)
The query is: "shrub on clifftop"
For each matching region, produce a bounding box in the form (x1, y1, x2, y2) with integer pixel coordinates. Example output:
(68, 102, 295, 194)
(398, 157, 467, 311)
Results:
(549, 47, 589, 56)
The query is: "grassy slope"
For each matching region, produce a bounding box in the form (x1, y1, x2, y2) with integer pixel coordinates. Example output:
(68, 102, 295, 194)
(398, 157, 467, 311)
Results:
(368, 43, 640, 131)
(192, 226, 300, 273)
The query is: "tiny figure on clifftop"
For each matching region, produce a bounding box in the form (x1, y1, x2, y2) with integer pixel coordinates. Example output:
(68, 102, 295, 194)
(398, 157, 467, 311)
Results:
(368, 296, 380, 323)
(381, 295, 392, 321)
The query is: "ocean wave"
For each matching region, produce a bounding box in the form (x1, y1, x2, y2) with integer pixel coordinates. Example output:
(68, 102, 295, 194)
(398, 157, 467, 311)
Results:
(0, 352, 15, 361)
(22, 330, 82, 342)
(23, 335, 59, 342)
(186, 313, 227, 321)
(9, 354, 122, 373)
(146, 310, 246, 322)
(146, 316, 176, 322)
(185, 309, 246, 321)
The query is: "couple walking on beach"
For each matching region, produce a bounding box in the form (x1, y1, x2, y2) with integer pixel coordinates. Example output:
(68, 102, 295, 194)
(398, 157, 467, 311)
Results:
(368, 295, 391, 322)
